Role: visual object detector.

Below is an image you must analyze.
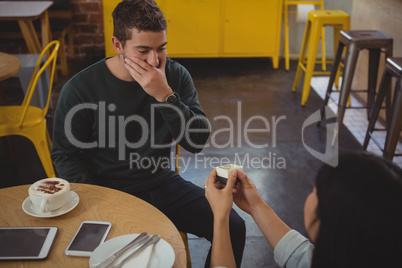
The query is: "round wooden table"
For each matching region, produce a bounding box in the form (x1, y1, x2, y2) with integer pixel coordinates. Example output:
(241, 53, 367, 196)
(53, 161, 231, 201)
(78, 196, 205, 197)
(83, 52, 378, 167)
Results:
(0, 52, 20, 81)
(0, 52, 21, 105)
(0, 183, 186, 268)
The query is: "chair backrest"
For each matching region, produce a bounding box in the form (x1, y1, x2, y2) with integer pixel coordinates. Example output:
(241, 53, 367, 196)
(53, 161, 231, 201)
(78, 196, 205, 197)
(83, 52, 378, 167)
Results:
(18, 40, 60, 128)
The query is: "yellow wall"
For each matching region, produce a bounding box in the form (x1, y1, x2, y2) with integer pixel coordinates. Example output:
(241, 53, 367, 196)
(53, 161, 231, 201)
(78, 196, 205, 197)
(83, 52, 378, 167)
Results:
(103, 0, 283, 68)
(102, 0, 120, 58)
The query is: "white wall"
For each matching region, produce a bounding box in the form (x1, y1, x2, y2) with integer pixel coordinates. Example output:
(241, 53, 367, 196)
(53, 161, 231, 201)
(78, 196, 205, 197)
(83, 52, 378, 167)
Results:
(350, 0, 402, 93)
(283, 0, 354, 59)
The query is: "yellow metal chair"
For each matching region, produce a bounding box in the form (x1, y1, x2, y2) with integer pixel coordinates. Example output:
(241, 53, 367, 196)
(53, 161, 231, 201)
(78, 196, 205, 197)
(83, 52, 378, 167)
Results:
(284, 0, 325, 71)
(0, 40, 59, 178)
(292, 10, 350, 106)
(175, 144, 192, 268)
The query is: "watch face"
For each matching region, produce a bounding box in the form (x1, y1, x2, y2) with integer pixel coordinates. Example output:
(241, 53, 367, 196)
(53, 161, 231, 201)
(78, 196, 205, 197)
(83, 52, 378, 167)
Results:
(165, 93, 177, 103)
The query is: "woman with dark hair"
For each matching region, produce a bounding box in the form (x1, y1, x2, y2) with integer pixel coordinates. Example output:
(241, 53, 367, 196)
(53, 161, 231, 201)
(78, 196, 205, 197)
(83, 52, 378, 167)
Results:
(204, 153, 402, 268)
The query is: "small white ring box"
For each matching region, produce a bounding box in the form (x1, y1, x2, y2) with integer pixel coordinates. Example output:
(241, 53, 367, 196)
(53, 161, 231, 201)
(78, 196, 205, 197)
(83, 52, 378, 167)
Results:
(215, 164, 243, 184)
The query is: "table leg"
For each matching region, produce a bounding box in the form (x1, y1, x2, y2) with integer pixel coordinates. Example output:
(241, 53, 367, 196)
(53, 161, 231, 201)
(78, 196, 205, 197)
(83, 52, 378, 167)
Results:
(40, 11, 52, 50)
(40, 11, 56, 81)
(0, 82, 7, 105)
(17, 19, 41, 53)
(0, 83, 16, 163)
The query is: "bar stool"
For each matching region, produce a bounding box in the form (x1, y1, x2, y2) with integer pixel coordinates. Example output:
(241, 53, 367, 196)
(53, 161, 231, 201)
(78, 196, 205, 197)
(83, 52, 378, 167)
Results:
(283, 0, 325, 71)
(292, 10, 350, 106)
(364, 57, 402, 161)
(322, 31, 393, 126)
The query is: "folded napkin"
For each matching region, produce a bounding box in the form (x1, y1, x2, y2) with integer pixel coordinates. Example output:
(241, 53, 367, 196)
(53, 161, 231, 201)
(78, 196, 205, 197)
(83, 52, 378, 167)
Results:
(112, 243, 155, 268)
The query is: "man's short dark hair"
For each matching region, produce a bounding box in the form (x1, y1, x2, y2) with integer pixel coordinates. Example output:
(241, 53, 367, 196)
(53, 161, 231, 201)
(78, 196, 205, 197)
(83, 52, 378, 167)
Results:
(112, 0, 167, 47)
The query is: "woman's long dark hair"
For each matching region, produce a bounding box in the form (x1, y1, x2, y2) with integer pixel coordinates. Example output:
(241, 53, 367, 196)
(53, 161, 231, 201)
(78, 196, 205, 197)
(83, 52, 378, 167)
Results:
(311, 152, 402, 268)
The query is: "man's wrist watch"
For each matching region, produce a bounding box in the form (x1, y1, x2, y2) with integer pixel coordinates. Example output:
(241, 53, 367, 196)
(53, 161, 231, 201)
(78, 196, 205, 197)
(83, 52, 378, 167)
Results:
(164, 92, 178, 104)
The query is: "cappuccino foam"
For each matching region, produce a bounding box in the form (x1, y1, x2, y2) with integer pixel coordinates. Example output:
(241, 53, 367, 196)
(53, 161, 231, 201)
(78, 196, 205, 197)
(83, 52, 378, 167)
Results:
(31, 178, 69, 196)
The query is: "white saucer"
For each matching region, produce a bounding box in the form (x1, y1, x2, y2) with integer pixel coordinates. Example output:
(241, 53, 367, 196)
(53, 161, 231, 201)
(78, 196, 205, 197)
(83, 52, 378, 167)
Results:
(89, 234, 175, 268)
(22, 191, 79, 218)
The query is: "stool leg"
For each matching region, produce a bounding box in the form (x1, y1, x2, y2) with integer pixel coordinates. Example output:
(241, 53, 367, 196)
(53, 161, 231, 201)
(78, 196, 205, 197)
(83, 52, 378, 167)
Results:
(332, 26, 343, 55)
(337, 43, 360, 126)
(334, 61, 342, 91)
(384, 79, 402, 161)
(68, 27, 75, 59)
(324, 42, 344, 106)
(384, 44, 393, 124)
(367, 49, 381, 120)
(319, 42, 344, 126)
(363, 71, 392, 149)
(333, 26, 344, 91)
(284, 3, 290, 71)
(385, 82, 392, 127)
(321, 27, 326, 71)
(59, 32, 69, 76)
(301, 22, 321, 106)
(292, 21, 311, 93)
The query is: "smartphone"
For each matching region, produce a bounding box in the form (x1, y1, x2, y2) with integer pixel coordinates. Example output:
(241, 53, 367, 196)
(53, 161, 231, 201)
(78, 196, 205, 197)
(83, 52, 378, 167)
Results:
(65, 221, 111, 257)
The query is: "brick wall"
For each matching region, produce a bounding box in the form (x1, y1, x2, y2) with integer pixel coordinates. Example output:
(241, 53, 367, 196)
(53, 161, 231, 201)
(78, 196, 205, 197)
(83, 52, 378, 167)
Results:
(0, 0, 106, 59)
(71, 0, 105, 58)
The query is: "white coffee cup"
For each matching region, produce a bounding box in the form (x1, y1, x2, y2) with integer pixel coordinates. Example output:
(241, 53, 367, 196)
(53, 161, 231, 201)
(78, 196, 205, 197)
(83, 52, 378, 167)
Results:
(28, 178, 70, 213)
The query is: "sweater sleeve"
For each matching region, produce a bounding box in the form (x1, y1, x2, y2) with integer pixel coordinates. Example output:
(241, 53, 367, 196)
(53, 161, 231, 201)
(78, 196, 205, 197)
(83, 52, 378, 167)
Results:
(155, 60, 210, 153)
(274, 230, 314, 268)
(51, 80, 96, 184)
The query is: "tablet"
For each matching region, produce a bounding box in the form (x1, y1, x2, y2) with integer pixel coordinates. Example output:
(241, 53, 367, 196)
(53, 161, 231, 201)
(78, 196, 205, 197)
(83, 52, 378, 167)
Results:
(0, 227, 58, 260)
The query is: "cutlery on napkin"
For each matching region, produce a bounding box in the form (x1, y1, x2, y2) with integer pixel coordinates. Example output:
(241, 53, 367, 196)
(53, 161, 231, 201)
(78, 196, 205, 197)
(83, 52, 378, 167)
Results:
(93, 232, 150, 268)
(113, 234, 161, 268)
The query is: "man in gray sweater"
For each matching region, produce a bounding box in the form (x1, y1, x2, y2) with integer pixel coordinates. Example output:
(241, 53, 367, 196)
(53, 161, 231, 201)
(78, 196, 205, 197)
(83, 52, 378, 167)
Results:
(51, 0, 245, 267)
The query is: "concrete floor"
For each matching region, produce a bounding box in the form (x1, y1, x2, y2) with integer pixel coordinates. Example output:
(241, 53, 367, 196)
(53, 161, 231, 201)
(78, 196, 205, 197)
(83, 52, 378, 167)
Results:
(0, 57, 362, 267)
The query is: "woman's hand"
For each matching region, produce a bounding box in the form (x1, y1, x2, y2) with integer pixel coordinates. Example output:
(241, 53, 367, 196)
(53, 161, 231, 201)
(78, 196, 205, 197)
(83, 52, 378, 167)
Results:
(204, 169, 238, 268)
(232, 169, 264, 216)
(204, 169, 237, 220)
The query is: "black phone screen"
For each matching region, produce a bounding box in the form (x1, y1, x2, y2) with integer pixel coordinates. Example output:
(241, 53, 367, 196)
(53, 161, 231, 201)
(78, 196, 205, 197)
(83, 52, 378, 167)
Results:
(67, 223, 110, 252)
